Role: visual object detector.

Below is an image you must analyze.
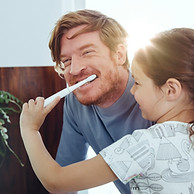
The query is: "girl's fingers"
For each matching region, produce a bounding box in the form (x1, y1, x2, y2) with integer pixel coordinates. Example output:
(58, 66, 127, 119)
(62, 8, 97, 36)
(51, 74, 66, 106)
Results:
(22, 102, 28, 109)
(35, 97, 45, 107)
(23, 96, 60, 114)
(28, 99, 35, 108)
(28, 99, 35, 104)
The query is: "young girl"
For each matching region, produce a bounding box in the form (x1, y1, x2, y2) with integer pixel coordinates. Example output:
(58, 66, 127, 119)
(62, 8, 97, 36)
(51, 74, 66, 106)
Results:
(20, 28, 194, 194)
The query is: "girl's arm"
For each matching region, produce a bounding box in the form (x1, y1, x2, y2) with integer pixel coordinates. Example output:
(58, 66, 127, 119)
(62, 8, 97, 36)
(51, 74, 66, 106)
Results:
(20, 97, 117, 193)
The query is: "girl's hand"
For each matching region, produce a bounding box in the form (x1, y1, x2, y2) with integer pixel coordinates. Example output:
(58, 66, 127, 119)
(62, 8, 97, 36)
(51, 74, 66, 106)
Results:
(20, 96, 60, 133)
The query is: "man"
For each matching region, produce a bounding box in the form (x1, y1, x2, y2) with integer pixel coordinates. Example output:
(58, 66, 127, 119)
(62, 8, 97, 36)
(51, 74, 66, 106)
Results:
(49, 9, 152, 194)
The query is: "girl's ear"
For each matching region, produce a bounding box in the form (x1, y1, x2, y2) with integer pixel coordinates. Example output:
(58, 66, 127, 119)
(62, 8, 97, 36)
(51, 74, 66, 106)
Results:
(165, 78, 182, 101)
(116, 44, 127, 65)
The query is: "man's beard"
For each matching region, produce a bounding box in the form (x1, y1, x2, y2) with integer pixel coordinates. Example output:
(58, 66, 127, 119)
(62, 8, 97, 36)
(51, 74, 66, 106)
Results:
(75, 73, 120, 107)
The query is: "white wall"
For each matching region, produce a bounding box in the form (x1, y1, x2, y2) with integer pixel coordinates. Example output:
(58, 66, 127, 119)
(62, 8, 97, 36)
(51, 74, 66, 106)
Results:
(1, 0, 193, 67)
(0, 0, 85, 67)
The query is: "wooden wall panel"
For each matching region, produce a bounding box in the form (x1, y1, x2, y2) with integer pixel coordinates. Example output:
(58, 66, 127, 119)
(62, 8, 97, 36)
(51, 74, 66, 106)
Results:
(0, 67, 65, 194)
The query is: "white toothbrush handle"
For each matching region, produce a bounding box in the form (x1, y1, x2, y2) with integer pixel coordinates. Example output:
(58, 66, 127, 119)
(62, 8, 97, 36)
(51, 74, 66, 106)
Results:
(44, 88, 70, 107)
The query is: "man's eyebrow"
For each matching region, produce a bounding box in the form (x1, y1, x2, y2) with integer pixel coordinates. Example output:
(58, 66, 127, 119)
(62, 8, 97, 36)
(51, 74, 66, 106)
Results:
(79, 43, 97, 51)
(60, 54, 68, 59)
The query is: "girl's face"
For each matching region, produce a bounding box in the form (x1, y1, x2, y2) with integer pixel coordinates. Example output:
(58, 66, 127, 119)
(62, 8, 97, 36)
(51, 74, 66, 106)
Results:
(130, 61, 166, 122)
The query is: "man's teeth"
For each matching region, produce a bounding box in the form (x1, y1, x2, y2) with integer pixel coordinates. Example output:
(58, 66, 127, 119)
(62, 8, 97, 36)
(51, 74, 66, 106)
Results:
(83, 78, 95, 86)
(76, 76, 97, 85)
(84, 82, 90, 85)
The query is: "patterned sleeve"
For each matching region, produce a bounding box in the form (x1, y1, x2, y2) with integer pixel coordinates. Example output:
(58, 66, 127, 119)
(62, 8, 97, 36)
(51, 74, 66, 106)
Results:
(99, 129, 155, 184)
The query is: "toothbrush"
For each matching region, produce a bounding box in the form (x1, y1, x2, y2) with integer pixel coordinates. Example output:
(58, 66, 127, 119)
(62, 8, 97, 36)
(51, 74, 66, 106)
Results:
(44, 74, 96, 107)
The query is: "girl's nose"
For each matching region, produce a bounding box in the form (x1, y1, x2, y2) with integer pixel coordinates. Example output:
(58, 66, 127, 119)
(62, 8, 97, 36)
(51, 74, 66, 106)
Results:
(130, 85, 135, 95)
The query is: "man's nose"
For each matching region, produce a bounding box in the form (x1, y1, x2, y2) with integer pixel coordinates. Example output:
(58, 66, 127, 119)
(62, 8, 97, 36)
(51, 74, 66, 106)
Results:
(70, 56, 86, 75)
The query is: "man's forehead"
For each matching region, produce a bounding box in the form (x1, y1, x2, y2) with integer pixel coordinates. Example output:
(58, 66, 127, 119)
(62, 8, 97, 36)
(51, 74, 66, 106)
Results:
(65, 24, 88, 39)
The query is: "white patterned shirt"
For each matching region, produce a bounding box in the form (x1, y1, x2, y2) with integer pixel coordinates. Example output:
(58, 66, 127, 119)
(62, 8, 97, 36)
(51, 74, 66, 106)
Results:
(100, 121, 194, 194)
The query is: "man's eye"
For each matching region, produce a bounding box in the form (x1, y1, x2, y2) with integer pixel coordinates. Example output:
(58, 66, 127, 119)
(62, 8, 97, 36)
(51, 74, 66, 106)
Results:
(62, 59, 71, 67)
(134, 81, 139, 85)
(83, 50, 94, 56)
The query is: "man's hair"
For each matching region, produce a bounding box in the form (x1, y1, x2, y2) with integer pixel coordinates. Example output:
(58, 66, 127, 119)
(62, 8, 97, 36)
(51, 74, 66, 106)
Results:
(49, 9, 129, 70)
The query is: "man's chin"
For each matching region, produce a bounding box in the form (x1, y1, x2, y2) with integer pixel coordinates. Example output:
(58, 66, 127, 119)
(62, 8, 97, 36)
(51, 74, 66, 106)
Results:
(76, 95, 98, 106)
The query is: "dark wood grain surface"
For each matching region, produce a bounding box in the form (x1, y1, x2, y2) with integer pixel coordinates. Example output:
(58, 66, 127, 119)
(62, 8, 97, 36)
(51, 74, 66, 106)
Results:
(0, 66, 65, 194)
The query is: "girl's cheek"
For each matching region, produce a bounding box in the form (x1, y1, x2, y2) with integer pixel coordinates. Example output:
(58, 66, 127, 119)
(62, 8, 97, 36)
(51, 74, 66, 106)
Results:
(133, 94, 139, 103)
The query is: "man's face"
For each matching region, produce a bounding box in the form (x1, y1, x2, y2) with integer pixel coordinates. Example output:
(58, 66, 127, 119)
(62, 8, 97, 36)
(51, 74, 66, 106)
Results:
(60, 25, 128, 108)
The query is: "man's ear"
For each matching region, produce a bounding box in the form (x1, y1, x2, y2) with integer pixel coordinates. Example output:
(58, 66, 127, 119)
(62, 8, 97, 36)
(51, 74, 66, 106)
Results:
(116, 44, 127, 65)
(164, 78, 182, 101)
